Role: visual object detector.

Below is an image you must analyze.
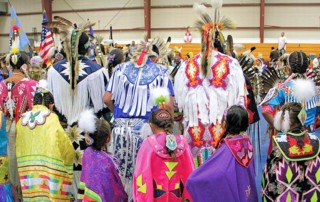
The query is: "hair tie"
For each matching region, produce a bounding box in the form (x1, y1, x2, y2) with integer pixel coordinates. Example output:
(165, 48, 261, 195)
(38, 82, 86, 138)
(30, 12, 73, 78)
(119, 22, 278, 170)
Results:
(85, 133, 94, 145)
(107, 54, 116, 62)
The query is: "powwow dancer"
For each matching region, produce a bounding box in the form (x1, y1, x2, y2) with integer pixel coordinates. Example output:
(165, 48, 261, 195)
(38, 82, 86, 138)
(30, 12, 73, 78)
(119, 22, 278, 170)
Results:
(16, 81, 75, 201)
(77, 109, 127, 202)
(262, 102, 320, 201)
(44, 16, 109, 197)
(262, 51, 320, 154)
(133, 88, 195, 202)
(0, 25, 38, 199)
(174, 0, 246, 166)
(104, 36, 174, 199)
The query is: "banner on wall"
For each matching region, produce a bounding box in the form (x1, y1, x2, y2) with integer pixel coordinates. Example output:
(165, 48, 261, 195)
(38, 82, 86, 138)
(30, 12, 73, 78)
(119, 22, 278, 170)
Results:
(8, 0, 30, 50)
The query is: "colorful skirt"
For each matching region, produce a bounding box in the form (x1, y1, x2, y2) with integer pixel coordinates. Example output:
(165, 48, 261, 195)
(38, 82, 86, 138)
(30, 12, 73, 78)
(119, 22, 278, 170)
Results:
(112, 118, 146, 200)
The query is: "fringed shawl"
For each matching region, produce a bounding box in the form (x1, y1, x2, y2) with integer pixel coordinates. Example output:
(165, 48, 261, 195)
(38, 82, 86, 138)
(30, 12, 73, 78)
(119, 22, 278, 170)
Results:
(47, 58, 109, 125)
(174, 51, 245, 127)
(107, 60, 170, 118)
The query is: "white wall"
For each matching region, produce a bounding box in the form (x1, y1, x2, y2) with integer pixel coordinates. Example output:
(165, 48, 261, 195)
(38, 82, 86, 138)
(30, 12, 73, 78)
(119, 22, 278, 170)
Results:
(0, 0, 320, 53)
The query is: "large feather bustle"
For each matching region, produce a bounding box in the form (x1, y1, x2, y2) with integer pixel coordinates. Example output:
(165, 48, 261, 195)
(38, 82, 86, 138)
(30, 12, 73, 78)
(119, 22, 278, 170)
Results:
(259, 68, 286, 100)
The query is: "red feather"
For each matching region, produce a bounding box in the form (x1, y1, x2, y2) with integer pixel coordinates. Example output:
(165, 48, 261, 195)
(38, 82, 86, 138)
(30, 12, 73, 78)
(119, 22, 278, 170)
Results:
(12, 25, 19, 31)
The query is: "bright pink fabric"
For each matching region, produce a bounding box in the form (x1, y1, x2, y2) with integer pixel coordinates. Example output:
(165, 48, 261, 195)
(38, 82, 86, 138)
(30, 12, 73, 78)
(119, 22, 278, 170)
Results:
(133, 133, 195, 202)
(0, 79, 38, 122)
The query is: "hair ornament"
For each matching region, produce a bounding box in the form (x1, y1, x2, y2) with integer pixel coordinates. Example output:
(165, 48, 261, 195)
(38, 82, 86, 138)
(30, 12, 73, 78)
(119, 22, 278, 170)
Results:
(107, 54, 116, 62)
(273, 108, 291, 133)
(151, 87, 170, 109)
(85, 133, 94, 146)
(166, 134, 177, 151)
(78, 109, 97, 134)
(298, 107, 307, 126)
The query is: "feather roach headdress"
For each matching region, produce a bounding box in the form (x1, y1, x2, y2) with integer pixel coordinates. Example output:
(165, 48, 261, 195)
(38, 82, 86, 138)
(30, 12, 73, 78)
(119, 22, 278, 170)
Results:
(43, 16, 96, 90)
(193, 0, 236, 77)
(132, 33, 170, 67)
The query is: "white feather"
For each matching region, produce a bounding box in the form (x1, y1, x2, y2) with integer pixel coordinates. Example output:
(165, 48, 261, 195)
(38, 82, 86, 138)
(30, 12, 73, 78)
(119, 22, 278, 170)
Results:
(211, 0, 223, 9)
(313, 59, 319, 68)
(193, 2, 207, 14)
(47, 47, 56, 59)
(151, 87, 170, 105)
(234, 43, 245, 51)
(78, 109, 97, 133)
(258, 53, 263, 59)
(293, 79, 316, 102)
(282, 110, 291, 133)
(38, 79, 48, 90)
(273, 111, 282, 131)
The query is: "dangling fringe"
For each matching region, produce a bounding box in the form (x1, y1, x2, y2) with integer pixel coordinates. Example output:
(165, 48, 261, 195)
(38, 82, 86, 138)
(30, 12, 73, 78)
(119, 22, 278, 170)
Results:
(175, 52, 246, 127)
(107, 63, 169, 118)
(47, 67, 108, 125)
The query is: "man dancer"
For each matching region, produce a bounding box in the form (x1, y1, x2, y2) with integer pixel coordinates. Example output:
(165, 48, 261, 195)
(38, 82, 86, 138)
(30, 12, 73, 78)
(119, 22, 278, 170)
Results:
(45, 16, 109, 198)
(175, 2, 246, 166)
(104, 37, 174, 199)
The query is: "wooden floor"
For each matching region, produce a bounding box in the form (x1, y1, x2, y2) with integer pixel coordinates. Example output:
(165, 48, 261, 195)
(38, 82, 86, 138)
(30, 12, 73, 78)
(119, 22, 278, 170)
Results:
(171, 43, 320, 60)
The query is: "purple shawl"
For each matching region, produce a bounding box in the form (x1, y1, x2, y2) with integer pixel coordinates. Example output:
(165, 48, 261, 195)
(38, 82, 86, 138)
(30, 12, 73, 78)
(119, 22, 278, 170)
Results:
(78, 147, 128, 201)
(186, 135, 258, 202)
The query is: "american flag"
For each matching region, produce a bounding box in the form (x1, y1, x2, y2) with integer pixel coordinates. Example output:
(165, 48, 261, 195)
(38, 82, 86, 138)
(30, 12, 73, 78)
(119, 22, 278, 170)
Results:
(40, 10, 54, 64)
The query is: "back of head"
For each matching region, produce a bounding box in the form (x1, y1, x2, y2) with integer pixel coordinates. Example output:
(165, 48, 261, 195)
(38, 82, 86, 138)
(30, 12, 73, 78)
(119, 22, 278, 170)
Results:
(225, 105, 249, 135)
(78, 32, 90, 55)
(149, 109, 173, 133)
(280, 102, 303, 129)
(9, 51, 29, 70)
(289, 51, 309, 74)
(91, 119, 111, 151)
(30, 56, 44, 69)
(108, 48, 124, 67)
(33, 91, 54, 109)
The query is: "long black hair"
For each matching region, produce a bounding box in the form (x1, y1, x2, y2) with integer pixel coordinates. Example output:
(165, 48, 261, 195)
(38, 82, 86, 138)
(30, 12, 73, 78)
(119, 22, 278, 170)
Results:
(225, 105, 249, 136)
(33, 91, 54, 109)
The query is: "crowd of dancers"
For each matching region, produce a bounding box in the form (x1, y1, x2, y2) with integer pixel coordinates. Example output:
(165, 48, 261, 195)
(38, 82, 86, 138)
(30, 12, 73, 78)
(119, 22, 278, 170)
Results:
(0, 1, 320, 202)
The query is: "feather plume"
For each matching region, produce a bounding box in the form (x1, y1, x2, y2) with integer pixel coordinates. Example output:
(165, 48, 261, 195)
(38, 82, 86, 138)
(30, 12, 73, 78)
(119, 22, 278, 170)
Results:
(282, 110, 291, 133)
(78, 109, 97, 134)
(151, 87, 170, 106)
(193, 2, 207, 14)
(47, 47, 56, 59)
(293, 79, 316, 102)
(38, 79, 48, 90)
(54, 16, 74, 26)
(234, 43, 245, 50)
(219, 16, 236, 29)
(42, 22, 70, 30)
(211, 0, 223, 9)
(274, 111, 282, 131)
